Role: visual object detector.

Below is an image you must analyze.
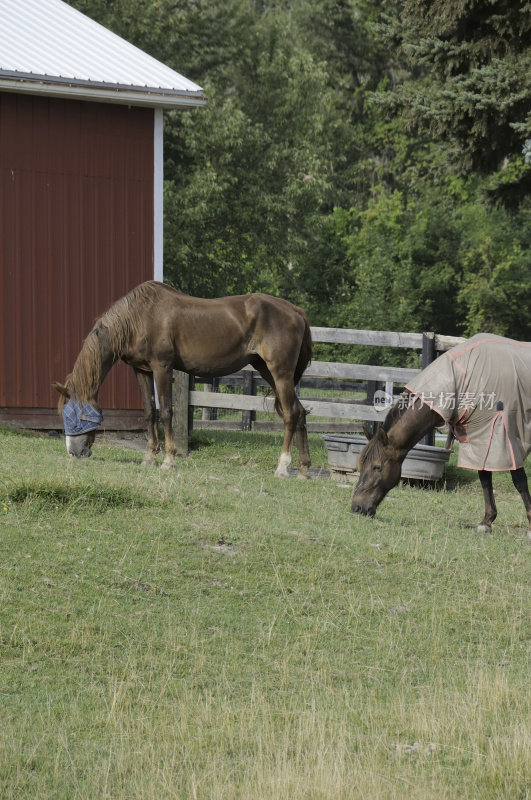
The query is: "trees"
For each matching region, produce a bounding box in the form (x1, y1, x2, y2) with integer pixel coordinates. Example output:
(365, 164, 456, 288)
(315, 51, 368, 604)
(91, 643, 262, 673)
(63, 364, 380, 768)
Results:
(325, 184, 531, 344)
(70, 0, 339, 297)
(381, 0, 531, 202)
(163, 3, 337, 298)
(67, 0, 531, 345)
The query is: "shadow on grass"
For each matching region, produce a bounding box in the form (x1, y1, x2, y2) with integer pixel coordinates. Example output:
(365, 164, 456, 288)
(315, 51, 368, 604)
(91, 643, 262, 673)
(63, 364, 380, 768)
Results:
(7, 482, 153, 511)
(190, 429, 284, 451)
(434, 462, 478, 490)
(397, 466, 477, 494)
(0, 424, 60, 440)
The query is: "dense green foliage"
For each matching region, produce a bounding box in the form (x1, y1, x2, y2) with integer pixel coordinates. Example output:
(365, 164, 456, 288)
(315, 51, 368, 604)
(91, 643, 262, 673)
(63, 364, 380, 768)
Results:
(381, 0, 531, 197)
(68, 0, 531, 347)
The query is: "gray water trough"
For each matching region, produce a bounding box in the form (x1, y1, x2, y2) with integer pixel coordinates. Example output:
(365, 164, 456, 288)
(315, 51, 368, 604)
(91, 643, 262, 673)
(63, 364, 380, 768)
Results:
(323, 435, 451, 482)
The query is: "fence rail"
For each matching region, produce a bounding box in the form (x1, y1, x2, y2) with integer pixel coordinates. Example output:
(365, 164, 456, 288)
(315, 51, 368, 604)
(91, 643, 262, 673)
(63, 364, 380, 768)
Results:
(308, 328, 463, 353)
(188, 389, 384, 423)
(172, 327, 466, 452)
(309, 327, 423, 349)
(304, 360, 418, 382)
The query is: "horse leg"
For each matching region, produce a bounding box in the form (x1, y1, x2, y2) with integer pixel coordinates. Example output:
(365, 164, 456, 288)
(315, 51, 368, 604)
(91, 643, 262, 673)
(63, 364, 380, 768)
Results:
(250, 355, 310, 478)
(272, 376, 305, 478)
(510, 468, 531, 535)
(295, 405, 311, 479)
(477, 470, 497, 532)
(134, 369, 158, 466)
(251, 357, 310, 478)
(153, 366, 177, 470)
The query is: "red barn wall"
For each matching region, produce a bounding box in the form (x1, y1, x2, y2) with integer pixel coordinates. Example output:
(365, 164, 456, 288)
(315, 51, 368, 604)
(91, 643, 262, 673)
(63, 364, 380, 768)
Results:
(0, 92, 154, 426)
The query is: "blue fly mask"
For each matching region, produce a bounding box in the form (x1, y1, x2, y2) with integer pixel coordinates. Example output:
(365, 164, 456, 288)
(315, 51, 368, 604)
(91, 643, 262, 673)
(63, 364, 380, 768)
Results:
(63, 399, 103, 436)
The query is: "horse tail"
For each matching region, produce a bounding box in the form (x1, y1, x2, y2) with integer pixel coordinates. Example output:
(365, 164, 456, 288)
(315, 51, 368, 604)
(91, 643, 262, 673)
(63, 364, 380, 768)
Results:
(273, 310, 312, 417)
(294, 312, 312, 387)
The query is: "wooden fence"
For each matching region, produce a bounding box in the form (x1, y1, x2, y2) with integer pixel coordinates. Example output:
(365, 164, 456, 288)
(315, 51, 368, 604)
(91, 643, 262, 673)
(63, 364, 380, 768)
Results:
(171, 327, 465, 455)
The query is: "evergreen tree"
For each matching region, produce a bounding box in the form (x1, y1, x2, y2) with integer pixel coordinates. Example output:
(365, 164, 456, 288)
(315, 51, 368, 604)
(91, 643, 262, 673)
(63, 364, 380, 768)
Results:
(382, 0, 531, 202)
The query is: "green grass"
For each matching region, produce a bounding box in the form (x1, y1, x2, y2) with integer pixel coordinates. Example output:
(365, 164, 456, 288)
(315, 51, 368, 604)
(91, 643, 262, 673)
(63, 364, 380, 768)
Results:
(0, 426, 529, 799)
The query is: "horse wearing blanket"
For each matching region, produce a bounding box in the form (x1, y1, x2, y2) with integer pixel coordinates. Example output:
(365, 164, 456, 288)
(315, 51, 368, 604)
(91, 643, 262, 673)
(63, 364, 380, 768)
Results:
(352, 334, 531, 534)
(54, 281, 312, 477)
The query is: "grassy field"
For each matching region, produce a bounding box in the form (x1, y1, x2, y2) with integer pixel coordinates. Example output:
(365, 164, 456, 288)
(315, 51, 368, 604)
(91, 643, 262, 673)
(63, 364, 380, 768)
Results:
(0, 426, 529, 799)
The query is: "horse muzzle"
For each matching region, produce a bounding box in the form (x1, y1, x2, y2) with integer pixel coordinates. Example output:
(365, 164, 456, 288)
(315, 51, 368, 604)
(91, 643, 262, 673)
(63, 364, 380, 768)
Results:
(65, 435, 93, 458)
(69, 448, 92, 458)
(351, 502, 376, 517)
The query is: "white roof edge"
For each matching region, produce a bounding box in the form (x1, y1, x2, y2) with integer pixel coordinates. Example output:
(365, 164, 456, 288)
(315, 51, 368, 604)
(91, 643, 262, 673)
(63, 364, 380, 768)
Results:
(0, 76, 206, 109)
(0, 0, 205, 108)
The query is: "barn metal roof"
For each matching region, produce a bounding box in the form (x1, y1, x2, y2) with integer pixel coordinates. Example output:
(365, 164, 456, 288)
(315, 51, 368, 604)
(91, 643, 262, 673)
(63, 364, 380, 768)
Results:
(0, 0, 205, 108)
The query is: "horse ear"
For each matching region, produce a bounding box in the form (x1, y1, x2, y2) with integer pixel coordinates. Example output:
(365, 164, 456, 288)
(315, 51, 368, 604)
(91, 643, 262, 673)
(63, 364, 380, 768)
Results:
(377, 427, 389, 446)
(53, 382, 70, 400)
(362, 425, 373, 441)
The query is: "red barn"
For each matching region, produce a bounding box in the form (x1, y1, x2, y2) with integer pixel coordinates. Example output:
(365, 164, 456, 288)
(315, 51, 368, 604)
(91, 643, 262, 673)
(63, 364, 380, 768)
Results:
(0, 0, 204, 429)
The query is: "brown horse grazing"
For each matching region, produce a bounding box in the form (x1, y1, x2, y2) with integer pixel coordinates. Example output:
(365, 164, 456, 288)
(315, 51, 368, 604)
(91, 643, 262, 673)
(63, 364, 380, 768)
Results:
(53, 281, 313, 476)
(352, 334, 531, 535)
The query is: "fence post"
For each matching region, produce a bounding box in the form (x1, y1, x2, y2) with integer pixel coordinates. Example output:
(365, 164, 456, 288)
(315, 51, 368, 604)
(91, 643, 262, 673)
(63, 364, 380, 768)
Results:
(188, 375, 195, 439)
(172, 370, 190, 456)
(201, 377, 219, 421)
(366, 380, 381, 436)
(241, 370, 255, 430)
(201, 383, 212, 421)
(421, 332, 435, 447)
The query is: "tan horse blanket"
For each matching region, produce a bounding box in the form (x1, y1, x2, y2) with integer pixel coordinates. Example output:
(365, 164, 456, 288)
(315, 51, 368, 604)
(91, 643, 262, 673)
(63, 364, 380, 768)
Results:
(405, 334, 531, 471)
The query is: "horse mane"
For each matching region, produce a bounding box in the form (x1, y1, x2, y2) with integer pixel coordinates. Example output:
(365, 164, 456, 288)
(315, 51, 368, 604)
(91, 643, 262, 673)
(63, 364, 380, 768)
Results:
(59, 331, 102, 410)
(60, 281, 165, 407)
(360, 393, 411, 466)
(382, 392, 410, 432)
(98, 281, 163, 354)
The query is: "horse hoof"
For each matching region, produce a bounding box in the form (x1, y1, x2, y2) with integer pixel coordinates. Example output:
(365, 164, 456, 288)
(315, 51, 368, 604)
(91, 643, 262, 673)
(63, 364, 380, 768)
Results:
(161, 460, 176, 470)
(476, 524, 492, 533)
(297, 470, 310, 480)
(141, 459, 157, 468)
